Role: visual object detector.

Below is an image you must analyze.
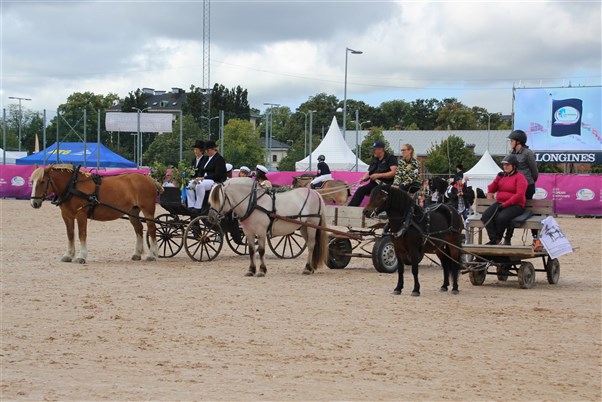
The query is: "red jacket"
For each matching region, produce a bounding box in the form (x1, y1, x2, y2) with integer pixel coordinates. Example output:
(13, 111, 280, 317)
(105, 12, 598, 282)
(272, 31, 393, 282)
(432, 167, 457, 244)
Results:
(487, 171, 528, 208)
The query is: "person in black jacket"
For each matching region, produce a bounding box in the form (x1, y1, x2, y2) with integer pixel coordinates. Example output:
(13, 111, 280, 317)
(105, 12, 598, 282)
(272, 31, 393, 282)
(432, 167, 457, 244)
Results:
(186, 140, 227, 213)
(186, 140, 206, 211)
(347, 141, 398, 206)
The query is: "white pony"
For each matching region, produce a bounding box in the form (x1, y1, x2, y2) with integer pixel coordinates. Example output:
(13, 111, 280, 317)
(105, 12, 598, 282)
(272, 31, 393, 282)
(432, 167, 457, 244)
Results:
(209, 177, 328, 276)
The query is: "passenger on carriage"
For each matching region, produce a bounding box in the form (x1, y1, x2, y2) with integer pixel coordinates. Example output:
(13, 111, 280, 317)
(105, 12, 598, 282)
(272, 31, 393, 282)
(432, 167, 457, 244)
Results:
(347, 141, 398, 206)
(310, 155, 332, 189)
(481, 154, 527, 245)
(238, 166, 251, 177)
(393, 143, 421, 194)
(225, 163, 233, 179)
(255, 165, 272, 189)
(186, 140, 227, 213)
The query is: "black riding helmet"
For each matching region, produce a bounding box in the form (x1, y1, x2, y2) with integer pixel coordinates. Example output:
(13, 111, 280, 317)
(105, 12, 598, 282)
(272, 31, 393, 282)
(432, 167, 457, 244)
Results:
(317, 154, 325, 161)
(508, 130, 527, 145)
(501, 154, 519, 167)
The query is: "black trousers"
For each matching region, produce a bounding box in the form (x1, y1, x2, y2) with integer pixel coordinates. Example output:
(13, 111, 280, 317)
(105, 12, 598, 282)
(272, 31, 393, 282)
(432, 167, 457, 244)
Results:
(505, 183, 536, 240)
(348, 180, 379, 206)
(481, 203, 524, 243)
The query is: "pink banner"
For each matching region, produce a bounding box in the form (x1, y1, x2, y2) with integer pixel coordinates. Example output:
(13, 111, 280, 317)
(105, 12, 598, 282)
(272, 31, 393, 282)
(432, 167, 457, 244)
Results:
(2, 165, 601, 216)
(0, 165, 150, 199)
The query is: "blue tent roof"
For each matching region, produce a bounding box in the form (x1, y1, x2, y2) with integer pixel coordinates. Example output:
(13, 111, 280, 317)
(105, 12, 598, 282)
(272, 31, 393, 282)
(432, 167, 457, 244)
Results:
(16, 142, 137, 168)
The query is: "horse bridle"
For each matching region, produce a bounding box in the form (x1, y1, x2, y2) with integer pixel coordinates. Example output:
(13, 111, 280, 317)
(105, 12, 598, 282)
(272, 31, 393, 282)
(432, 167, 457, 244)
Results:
(30, 171, 55, 202)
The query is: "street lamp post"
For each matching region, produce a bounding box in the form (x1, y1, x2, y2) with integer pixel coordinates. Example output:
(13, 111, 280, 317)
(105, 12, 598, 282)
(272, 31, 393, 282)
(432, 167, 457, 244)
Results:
(342, 47, 363, 141)
(263, 103, 280, 167)
(132, 107, 151, 166)
(479, 112, 501, 152)
(200, 115, 219, 140)
(308, 110, 316, 171)
(296, 109, 308, 158)
(8, 96, 32, 152)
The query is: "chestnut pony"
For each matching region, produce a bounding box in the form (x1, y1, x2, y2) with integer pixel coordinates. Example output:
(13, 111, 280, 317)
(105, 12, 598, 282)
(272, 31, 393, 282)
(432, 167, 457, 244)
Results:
(30, 164, 163, 263)
(292, 175, 350, 205)
(209, 177, 328, 277)
(363, 184, 464, 296)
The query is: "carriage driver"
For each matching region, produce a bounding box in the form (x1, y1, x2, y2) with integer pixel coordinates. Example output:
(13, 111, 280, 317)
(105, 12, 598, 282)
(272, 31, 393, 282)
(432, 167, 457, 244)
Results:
(347, 141, 398, 206)
(310, 155, 332, 189)
(186, 140, 227, 213)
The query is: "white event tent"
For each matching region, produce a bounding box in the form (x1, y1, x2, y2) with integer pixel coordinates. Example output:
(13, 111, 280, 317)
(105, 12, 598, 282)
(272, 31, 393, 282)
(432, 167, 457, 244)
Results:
(464, 150, 502, 192)
(295, 117, 369, 172)
(0, 148, 27, 164)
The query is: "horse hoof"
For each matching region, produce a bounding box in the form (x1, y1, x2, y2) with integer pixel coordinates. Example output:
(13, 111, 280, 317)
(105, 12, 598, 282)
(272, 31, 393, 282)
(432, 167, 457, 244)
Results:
(244, 271, 254, 277)
(451, 289, 460, 295)
(146, 256, 156, 261)
(256, 272, 265, 277)
(440, 286, 448, 292)
(75, 258, 86, 264)
(411, 291, 420, 297)
(392, 290, 401, 295)
(61, 256, 72, 262)
(302, 269, 313, 275)
(131, 255, 141, 261)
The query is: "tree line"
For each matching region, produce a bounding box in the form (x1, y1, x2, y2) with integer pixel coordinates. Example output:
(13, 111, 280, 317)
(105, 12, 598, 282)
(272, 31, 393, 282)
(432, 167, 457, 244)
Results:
(3, 84, 598, 174)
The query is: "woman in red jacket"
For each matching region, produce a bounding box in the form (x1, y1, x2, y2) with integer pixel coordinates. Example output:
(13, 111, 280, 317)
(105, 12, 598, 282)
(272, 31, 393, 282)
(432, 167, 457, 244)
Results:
(481, 154, 528, 245)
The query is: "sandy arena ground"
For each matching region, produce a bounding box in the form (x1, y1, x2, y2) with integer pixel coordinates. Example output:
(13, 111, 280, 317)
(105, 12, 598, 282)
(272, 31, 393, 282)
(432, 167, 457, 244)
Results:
(1, 199, 601, 401)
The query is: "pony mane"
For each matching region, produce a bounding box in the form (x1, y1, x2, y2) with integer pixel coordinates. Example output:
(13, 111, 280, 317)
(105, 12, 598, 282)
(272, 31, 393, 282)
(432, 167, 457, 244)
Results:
(209, 182, 223, 207)
(30, 167, 45, 183)
(49, 164, 92, 178)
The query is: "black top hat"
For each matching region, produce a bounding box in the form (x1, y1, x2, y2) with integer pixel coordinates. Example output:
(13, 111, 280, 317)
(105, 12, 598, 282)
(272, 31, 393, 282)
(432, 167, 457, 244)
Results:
(192, 140, 205, 150)
(205, 140, 218, 149)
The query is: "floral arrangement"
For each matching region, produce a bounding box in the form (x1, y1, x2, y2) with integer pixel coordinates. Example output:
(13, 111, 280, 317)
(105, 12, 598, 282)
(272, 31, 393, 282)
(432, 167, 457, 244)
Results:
(150, 161, 195, 188)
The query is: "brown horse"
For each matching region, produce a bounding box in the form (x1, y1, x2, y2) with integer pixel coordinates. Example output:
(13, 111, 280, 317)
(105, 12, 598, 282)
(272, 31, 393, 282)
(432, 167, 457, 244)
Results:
(29, 164, 163, 263)
(292, 175, 350, 205)
(363, 183, 464, 296)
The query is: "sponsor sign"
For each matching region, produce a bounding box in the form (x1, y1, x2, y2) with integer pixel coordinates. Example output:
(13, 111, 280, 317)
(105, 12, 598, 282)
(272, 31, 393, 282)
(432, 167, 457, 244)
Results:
(105, 112, 173, 133)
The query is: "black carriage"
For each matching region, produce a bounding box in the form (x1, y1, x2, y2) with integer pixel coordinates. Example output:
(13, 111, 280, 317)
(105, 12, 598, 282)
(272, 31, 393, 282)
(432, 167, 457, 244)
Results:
(149, 186, 307, 261)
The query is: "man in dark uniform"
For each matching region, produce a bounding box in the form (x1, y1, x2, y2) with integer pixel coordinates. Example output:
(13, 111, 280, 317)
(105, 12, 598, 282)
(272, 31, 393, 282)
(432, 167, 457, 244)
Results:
(347, 141, 398, 206)
(186, 140, 226, 213)
(186, 140, 207, 211)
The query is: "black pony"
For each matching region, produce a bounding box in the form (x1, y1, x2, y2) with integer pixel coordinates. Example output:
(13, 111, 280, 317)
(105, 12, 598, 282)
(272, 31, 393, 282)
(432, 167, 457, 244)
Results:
(429, 177, 449, 204)
(363, 184, 464, 296)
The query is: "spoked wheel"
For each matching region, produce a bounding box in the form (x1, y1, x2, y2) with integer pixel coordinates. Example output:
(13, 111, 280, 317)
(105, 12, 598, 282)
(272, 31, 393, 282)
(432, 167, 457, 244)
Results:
(496, 264, 510, 281)
(546, 258, 560, 285)
(518, 261, 536, 289)
(183, 216, 224, 262)
(326, 238, 352, 269)
(268, 231, 307, 259)
(372, 236, 398, 274)
(146, 213, 184, 258)
(225, 225, 249, 255)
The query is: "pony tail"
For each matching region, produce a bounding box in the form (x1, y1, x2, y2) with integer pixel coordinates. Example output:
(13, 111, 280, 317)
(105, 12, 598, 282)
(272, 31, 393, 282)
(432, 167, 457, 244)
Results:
(312, 196, 329, 269)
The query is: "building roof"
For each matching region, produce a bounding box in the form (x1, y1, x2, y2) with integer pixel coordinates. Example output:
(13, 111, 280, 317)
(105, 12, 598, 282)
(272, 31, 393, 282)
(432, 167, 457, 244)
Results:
(342, 129, 512, 157)
(108, 87, 187, 113)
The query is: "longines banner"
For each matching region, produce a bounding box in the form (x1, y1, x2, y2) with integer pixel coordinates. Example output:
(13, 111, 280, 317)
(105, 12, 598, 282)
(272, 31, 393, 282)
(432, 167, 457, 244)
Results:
(105, 112, 173, 133)
(535, 151, 602, 164)
(514, 86, 602, 153)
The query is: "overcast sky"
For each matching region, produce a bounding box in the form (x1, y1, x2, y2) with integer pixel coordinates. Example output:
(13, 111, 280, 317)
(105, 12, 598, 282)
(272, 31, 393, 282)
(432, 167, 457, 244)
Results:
(1, 0, 601, 117)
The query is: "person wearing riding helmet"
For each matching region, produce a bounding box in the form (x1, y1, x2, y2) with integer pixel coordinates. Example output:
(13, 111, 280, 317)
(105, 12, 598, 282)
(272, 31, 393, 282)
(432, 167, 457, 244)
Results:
(310, 154, 332, 189)
(506, 129, 540, 246)
(481, 154, 528, 245)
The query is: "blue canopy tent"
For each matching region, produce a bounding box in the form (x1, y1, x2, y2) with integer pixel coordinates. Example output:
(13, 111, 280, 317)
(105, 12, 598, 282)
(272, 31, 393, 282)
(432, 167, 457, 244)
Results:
(16, 142, 137, 168)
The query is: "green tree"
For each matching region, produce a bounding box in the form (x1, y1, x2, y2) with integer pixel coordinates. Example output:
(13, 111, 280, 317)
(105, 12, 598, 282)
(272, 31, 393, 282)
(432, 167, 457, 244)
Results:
(435, 99, 478, 130)
(44, 91, 120, 149)
(424, 135, 478, 176)
(359, 128, 393, 163)
(378, 100, 411, 129)
(222, 119, 263, 169)
(144, 114, 202, 166)
(407, 98, 440, 130)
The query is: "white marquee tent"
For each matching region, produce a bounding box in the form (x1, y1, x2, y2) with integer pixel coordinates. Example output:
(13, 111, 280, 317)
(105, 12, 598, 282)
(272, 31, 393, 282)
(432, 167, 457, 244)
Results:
(0, 148, 27, 164)
(464, 150, 502, 192)
(295, 117, 369, 172)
